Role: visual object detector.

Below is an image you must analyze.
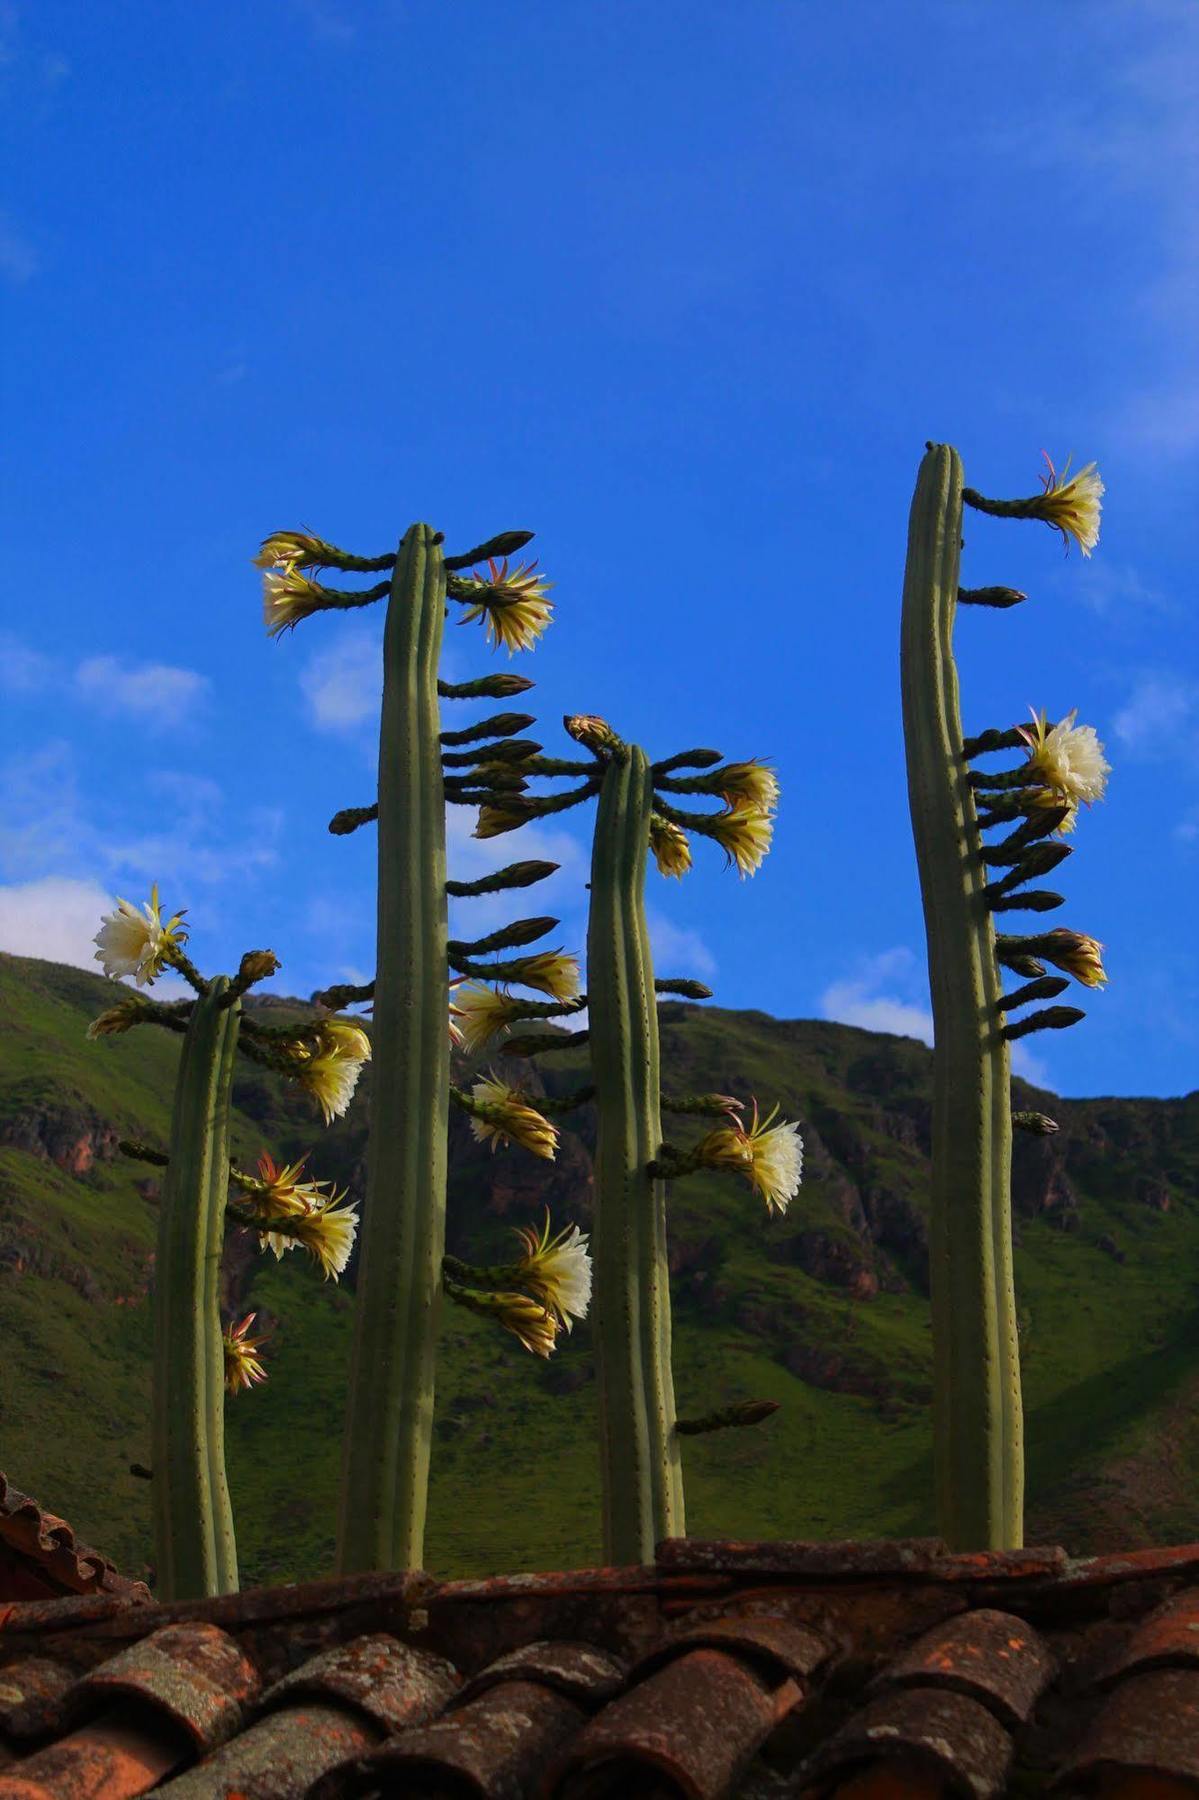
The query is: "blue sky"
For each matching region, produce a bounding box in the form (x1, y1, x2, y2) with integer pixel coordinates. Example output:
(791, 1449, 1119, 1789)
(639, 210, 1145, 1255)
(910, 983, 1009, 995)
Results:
(1, 0, 1195, 1099)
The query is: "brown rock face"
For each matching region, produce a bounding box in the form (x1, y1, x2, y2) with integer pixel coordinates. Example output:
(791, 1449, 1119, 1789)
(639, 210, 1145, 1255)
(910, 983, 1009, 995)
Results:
(0, 1104, 122, 1173)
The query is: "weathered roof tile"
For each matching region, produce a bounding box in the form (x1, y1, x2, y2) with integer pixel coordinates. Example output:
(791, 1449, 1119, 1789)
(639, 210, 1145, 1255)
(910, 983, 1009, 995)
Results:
(868, 1607, 1056, 1729)
(450, 1639, 626, 1709)
(1052, 1666, 1199, 1788)
(796, 1685, 1014, 1800)
(1091, 1587, 1199, 1689)
(630, 1612, 832, 1689)
(58, 1622, 259, 1755)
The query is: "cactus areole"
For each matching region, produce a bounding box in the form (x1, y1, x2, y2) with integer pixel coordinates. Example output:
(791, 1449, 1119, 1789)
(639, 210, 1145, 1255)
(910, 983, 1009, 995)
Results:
(900, 443, 1023, 1551)
(152, 975, 242, 1600)
(588, 744, 684, 1563)
(335, 523, 450, 1575)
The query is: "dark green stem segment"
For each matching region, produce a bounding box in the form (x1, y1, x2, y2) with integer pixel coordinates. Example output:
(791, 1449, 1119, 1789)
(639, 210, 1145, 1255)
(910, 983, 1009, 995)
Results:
(152, 975, 241, 1600)
(675, 1399, 779, 1435)
(445, 861, 558, 898)
(335, 523, 449, 1576)
(589, 745, 684, 1563)
(900, 442, 1023, 1551)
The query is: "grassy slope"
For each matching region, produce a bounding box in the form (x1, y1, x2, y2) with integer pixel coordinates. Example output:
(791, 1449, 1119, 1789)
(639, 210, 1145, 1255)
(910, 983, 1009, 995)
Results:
(1, 950, 1196, 1589)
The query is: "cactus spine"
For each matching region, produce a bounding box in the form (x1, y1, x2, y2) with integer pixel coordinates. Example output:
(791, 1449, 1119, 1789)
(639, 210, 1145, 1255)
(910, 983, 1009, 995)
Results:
(900, 443, 1021, 1550)
(151, 975, 242, 1600)
(588, 743, 684, 1562)
(335, 523, 449, 1576)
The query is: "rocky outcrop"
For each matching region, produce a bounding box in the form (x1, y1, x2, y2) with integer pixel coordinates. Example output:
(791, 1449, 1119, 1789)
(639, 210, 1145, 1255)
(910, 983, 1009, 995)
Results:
(0, 1104, 122, 1174)
(764, 1227, 880, 1300)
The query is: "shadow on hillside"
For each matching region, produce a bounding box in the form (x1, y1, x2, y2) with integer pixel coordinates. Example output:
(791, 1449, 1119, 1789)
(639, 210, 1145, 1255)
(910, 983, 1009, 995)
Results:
(868, 1311, 1199, 1552)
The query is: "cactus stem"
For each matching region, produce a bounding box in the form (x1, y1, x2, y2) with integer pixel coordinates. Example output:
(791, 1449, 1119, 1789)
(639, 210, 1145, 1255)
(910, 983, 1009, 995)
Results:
(1002, 1005, 1085, 1041)
(329, 805, 379, 835)
(958, 587, 1028, 608)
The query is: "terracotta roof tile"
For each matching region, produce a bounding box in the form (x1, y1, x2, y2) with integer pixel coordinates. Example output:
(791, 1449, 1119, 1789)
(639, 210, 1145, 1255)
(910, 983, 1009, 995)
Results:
(8, 1473, 1199, 1796)
(0, 1481, 151, 1609)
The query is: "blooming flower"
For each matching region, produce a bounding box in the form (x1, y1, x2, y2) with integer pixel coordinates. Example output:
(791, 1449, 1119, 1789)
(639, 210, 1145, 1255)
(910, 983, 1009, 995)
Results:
(509, 950, 582, 1002)
(234, 1151, 331, 1257)
(262, 567, 328, 637)
(469, 1073, 559, 1159)
(1036, 928, 1107, 988)
(1033, 452, 1103, 557)
(291, 1020, 371, 1124)
(450, 982, 525, 1055)
(93, 883, 188, 988)
(705, 800, 774, 877)
(510, 1205, 592, 1333)
(456, 557, 554, 654)
(650, 814, 692, 879)
(280, 1190, 360, 1281)
(490, 1289, 562, 1358)
(253, 529, 339, 572)
(696, 1099, 804, 1216)
(716, 760, 780, 812)
(1016, 707, 1110, 820)
(223, 1312, 270, 1394)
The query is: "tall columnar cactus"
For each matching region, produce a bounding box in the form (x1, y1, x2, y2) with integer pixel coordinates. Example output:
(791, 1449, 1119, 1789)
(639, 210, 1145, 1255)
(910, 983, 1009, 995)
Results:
(900, 442, 1108, 1551)
(89, 900, 366, 1599)
(254, 521, 595, 1576)
(454, 711, 801, 1564)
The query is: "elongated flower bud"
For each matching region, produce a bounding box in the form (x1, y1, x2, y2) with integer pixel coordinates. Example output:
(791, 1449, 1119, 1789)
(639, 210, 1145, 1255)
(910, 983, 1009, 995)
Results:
(564, 713, 620, 752)
(223, 1312, 270, 1395)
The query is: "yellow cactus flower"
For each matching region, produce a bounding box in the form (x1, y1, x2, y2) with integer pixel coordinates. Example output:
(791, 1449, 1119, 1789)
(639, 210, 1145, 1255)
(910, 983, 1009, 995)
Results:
(1033, 452, 1104, 557)
(510, 1205, 592, 1333)
(650, 814, 692, 879)
(705, 799, 774, 877)
(450, 982, 524, 1055)
(290, 1021, 371, 1125)
(234, 1151, 332, 1258)
(253, 529, 338, 572)
(262, 566, 328, 637)
(93, 883, 188, 988)
(696, 1099, 803, 1217)
(1016, 707, 1110, 817)
(716, 760, 780, 812)
(1038, 929, 1107, 988)
(469, 1073, 559, 1160)
(509, 949, 581, 1002)
(456, 557, 554, 654)
(281, 1189, 360, 1281)
(490, 1289, 562, 1358)
(223, 1312, 270, 1394)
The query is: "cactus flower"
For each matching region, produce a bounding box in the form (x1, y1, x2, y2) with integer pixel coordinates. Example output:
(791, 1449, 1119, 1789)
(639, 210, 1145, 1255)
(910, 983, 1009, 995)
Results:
(262, 566, 329, 637)
(280, 1190, 360, 1280)
(86, 997, 148, 1039)
(717, 760, 781, 812)
(706, 799, 774, 877)
(695, 1099, 803, 1216)
(510, 949, 582, 1001)
(486, 1288, 562, 1357)
(456, 557, 554, 654)
(1016, 707, 1110, 816)
(565, 714, 619, 752)
(650, 814, 692, 879)
(468, 1073, 559, 1159)
(473, 802, 528, 839)
(450, 982, 524, 1055)
(1037, 928, 1108, 987)
(93, 883, 188, 988)
(510, 1206, 592, 1333)
(1033, 453, 1103, 556)
(291, 1021, 371, 1124)
(223, 1312, 270, 1394)
(253, 529, 339, 572)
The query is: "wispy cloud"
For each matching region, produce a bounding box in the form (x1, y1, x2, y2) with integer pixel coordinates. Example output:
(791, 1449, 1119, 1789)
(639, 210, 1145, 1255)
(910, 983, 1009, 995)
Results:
(0, 630, 52, 691)
(645, 908, 717, 981)
(820, 946, 1051, 1086)
(0, 211, 37, 283)
(299, 631, 382, 732)
(74, 654, 209, 729)
(1112, 672, 1199, 755)
(1055, 559, 1183, 621)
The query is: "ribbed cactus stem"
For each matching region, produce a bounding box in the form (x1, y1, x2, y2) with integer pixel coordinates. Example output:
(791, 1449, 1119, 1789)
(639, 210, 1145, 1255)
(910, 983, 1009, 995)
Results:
(588, 744, 684, 1563)
(151, 974, 241, 1600)
(335, 522, 449, 1575)
(900, 442, 1023, 1551)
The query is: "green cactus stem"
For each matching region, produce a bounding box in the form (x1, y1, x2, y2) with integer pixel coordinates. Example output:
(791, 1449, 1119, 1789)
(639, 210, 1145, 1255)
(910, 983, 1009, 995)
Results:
(675, 1400, 779, 1435)
(957, 587, 1027, 608)
(447, 918, 558, 959)
(439, 712, 536, 746)
(445, 861, 560, 898)
(335, 522, 449, 1577)
(151, 975, 242, 1600)
(654, 979, 713, 999)
(500, 1029, 591, 1057)
(899, 441, 1023, 1550)
(437, 672, 535, 699)
(442, 529, 534, 571)
(589, 742, 684, 1563)
(329, 805, 379, 835)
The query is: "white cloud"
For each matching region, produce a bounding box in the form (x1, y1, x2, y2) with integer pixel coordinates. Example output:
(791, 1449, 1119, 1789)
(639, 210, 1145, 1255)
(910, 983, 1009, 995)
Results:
(1112, 673, 1199, 753)
(299, 631, 382, 732)
(818, 946, 1052, 1085)
(0, 630, 52, 691)
(1061, 560, 1182, 621)
(74, 654, 209, 729)
(0, 874, 114, 966)
(645, 908, 717, 981)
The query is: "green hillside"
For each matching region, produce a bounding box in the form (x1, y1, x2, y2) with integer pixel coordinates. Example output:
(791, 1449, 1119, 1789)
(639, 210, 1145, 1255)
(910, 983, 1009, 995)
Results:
(1, 949, 1197, 1591)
